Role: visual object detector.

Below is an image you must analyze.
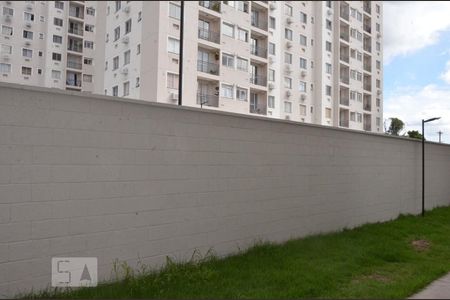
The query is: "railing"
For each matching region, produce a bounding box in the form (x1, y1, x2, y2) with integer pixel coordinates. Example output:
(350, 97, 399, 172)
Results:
(340, 9, 349, 21)
(364, 122, 371, 131)
(340, 33, 349, 42)
(66, 79, 81, 87)
(250, 45, 267, 58)
(340, 97, 349, 106)
(69, 11, 84, 19)
(199, 1, 220, 13)
(197, 60, 219, 75)
(364, 43, 372, 53)
(340, 54, 349, 63)
(198, 28, 220, 44)
(339, 119, 349, 128)
(68, 45, 83, 52)
(363, 24, 371, 34)
(340, 75, 349, 85)
(196, 93, 219, 107)
(363, 104, 372, 111)
(250, 75, 267, 86)
(250, 107, 266, 115)
(67, 61, 82, 69)
(68, 27, 84, 36)
(363, 62, 372, 72)
(363, 83, 371, 92)
(251, 17, 268, 31)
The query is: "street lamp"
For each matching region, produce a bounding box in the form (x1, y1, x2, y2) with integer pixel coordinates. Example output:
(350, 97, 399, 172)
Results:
(422, 117, 441, 217)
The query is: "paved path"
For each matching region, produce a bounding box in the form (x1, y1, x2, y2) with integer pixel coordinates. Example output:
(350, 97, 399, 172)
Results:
(410, 273, 450, 299)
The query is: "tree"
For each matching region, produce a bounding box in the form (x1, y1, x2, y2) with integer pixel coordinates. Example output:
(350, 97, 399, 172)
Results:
(407, 130, 424, 140)
(387, 118, 405, 136)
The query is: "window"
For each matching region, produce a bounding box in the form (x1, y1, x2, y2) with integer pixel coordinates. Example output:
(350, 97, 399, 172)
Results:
(21, 66, 32, 76)
(52, 52, 61, 61)
(236, 57, 248, 71)
(3, 7, 13, 16)
(85, 24, 94, 32)
(325, 63, 332, 74)
(53, 35, 62, 44)
(285, 28, 293, 41)
(376, 79, 381, 88)
(310, 106, 314, 115)
(299, 81, 306, 92)
(223, 23, 234, 37)
(285, 4, 293, 16)
(299, 57, 307, 69)
(357, 11, 362, 22)
(39, 33, 44, 40)
(357, 71, 362, 81)
(137, 44, 141, 54)
(236, 1, 249, 12)
(326, 19, 332, 30)
(22, 48, 32, 58)
(376, 117, 381, 127)
(300, 34, 307, 46)
(1, 44, 12, 54)
(299, 104, 306, 116)
(24, 12, 34, 22)
(1, 25, 12, 36)
(376, 42, 381, 51)
(55, 1, 64, 9)
(269, 69, 275, 81)
(357, 113, 362, 123)
(113, 56, 119, 70)
(136, 77, 140, 87)
(115, 1, 121, 12)
(325, 41, 332, 52)
(376, 98, 380, 107)
(54, 18, 63, 26)
(350, 112, 356, 121)
(326, 85, 332, 96)
(84, 41, 94, 49)
(284, 52, 292, 64)
(122, 50, 130, 65)
(376, 60, 381, 70)
(237, 28, 248, 42)
(114, 26, 120, 41)
(0, 63, 11, 73)
(357, 51, 362, 61)
(269, 17, 276, 29)
(112, 86, 118, 97)
(83, 74, 92, 82)
(123, 81, 130, 96)
(326, 1, 332, 8)
(167, 37, 179, 54)
(86, 7, 95, 16)
(221, 84, 233, 98)
(138, 11, 142, 22)
(284, 101, 292, 113)
(23, 30, 33, 40)
(376, 4, 380, 14)
(268, 42, 275, 55)
(357, 92, 362, 102)
(300, 12, 307, 23)
(169, 2, 181, 19)
(376, 23, 380, 32)
(284, 77, 292, 89)
(84, 58, 93, 65)
(37, 68, 42, 75)
(221, 53, 234, 68)
(236, 87, 248, 101)
(125, 19, 132, 34)
(268, 96, 275, 109)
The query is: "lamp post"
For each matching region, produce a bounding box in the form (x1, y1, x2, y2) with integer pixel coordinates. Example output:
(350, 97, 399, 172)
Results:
(422, 117, 441, 217)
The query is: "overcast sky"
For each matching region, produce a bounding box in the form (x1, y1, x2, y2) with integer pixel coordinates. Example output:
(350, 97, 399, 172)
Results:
(383, 1, 450, 142)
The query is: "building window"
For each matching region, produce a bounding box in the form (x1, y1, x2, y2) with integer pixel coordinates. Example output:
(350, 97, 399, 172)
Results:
(1, 25, 13, 36)
(37, 68, 42, 75)
(285, 28, 293, 41)
(237, 28, 248, 42)
(55, 1, 64, 9)
(222, 53, 234, 68)
(300, 34, 307, 46)
(376, 23, 380, 32)
(284, 52, 292, 64)
(24, 12, 34, 22)
(83, 74, 92, 82)
(236, 87, 248, 101)
(268, 96, 275, 109)
(284, 101, 292, 113)
(138, 11, 142, 22)
(137, 44, 141, 54)
(376, 79, 381, 88)
(236, 1, 248, 12)
(123, 81, 130, 96)
(51, 70, 61, 79)
(112, 86, 118, 96)
(376, 4, 380, 14)
(113, 56, 119, 70)
(269, 69, 275, 82)
(3, 7, 13, 16)
(167, 37, 180, 54)
(52, 52, 61, 61)
(115, 1, 121, 12)
(236, 57, 248, 71)
(357, 113, 362, 123)
(125, 19, 132, 34)
(376, 60, 381, 70)
(53, 35, 62, 44)
(326, 41, 332, 52)
(54, 17, 63, 26)
(105, 61, 108, 70)
(84, 41, 94, 49)
(86, 7, 95, 16)
(21, 66, 32, 76)
(167, 73, 179, 89)
(376, 117, 381, 127)
(284, 4, 293, 16)
(84, 58, 93, 65)
(136, 77, 140, 87)
(22, 48, 32, 58)
(284, 77, 292, 89)
(350, 112, 356, 121)
(269, 16, 276, 29)
(326, 19, 332, 30)
(0, 44, 12, 54)
(376, 42, 381, 51)
(85, 24, 94, 32)
(269, 42, 275, 55)
(221, 84, 233, 98)
(124, 50, 131, 65)
(299, 104, 306, 116)
(300, 12, 307, 24)
(0, 63, 11, 73)
(325, 63, 332, 74)
(326, 85, 332, 96)
(326, 1, 332, 8)
(222, 22, 234, 37)
(23, 30, 33, 40)
(169, 2, 181, 19)
(376, 98, 380, 107)
(114, 26, 120, 41)
(299, 57, 307, 69)
(299, 81, 306, 92)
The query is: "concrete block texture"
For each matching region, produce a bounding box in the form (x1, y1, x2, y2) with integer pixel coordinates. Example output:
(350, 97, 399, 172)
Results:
(1, 83, 450, 297)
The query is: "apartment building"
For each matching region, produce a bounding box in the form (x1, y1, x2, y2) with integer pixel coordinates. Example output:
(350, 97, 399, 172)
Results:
(0, 0, 104, 92)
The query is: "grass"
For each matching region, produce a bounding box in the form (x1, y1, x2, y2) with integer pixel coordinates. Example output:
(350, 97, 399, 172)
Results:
(30, 206, 450, 299)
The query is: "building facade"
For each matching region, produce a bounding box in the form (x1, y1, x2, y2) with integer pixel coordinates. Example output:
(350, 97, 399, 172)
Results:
(0, 0, 103, 92)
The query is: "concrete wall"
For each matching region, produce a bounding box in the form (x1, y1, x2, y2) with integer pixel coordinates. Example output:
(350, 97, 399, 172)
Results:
(0, 83, 449, 297)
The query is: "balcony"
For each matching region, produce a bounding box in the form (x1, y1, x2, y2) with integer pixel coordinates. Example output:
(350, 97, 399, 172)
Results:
(251, 17, 268, 31)
(197, 60, 219, 75)
(250, 74, 267, 86)
(363, 114, 372, 131)
(339, 109, 349, 128)
(363, 74, 372, 92)
(251, 4, 268, 31)
(340, 21, 349, 42)
(69, 6, 84, 19)
(363, 34, 372, 53)
(363, 94, 372, 111)
(340, 1, 349, 21)
(67, 58, 82, 70)
(250, 44, 267, 58)
(198, 27, 220, 44)
(249, 91, 267, 115)
(363, 1, 371, 14)
(363, 15, 371, 34)
(66, 72, 81, 87)
(197, 93, 219, 107)
(68, 43, 83, 53)
(363, 54, 371, 72)
(68, 26, 83, 36)
(199, 1, 220, 13)
(340, 43, 349, 63)
(340, 64, 349, 85)
(340, 86, 349, 106)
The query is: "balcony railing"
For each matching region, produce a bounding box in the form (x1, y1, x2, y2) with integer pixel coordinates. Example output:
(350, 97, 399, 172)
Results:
(340, 32, 349, 42)
(251, 17, 268, 31)
(340, 54, 349, 63)
(197, 60, 219, 75)
(199, 1, 220, 13)
(363, 83, 372, 92)
(250, 45, 267, 58)
(363, 24, 371, 34)
(340, 75, 349, 85)
(197, 93, 219, 107)
(198, 28, 220, 44)
(250, 75, 267, 86)
(67, 61, 82, 69)
(340, 97, 349, 106)
(363, 2, 371, 14)
(66, 79, 81, 87)
(340, 10, 349, 21)
(68, 27, 84, 36)
(339, 119, 349, 128)
(363, 62, 372, 72)
(364, 122, 371, 131)
(68, 45, 83, 52)
(250, 106, 266, 115)
(363, 103, 372, 111)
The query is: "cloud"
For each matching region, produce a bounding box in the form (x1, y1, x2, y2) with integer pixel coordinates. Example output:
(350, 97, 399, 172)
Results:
(384, 85, 450, 142)
(384, 1, 450, 63)
(440, 61, 450, 84)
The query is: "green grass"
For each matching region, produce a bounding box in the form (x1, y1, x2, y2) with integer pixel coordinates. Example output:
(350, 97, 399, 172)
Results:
(31, 206, 450, 299)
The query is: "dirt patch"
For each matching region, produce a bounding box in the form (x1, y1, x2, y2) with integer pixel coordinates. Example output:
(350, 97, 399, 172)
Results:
(411, 239, 431, 252)
(352, 272, 391, 284)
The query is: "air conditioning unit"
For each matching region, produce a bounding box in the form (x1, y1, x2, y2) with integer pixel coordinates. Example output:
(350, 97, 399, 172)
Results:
(24, 41, 31, 46)
(170, 92, 179, 100)
(269, 2, 276, 10)
(286, 90, 292, 97)
(25, 22, 32, 28)
(26, 3, 33, 10)
(286, 41, 293, 48)
(122, 6, 130, 13)
(269, 56, 275, 64)
(121, 36, 129, 44)
(300, 94, 306, 101)
(286, 17, 293, 25)
(268, 82, 275, 90)
(121, 67, 128, 75)
(300, 70, 307, 77)
(284, 65, 292, 73)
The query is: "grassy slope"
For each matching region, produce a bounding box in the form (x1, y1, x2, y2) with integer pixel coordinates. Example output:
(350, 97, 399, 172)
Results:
(34, 206, 450, 299)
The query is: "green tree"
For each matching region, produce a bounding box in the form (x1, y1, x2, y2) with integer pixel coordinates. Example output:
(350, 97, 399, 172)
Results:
(387, 118, 405, 136)
(407, 130, 424, 140)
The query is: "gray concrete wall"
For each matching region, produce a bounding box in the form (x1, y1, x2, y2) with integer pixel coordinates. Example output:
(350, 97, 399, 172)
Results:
(0, 83, 449, 297)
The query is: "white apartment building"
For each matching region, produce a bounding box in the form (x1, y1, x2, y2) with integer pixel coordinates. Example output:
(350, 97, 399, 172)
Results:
(0, 0, 104, 92)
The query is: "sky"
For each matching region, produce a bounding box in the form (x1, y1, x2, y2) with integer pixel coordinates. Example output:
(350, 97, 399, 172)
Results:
(383, 1, 450, 143)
